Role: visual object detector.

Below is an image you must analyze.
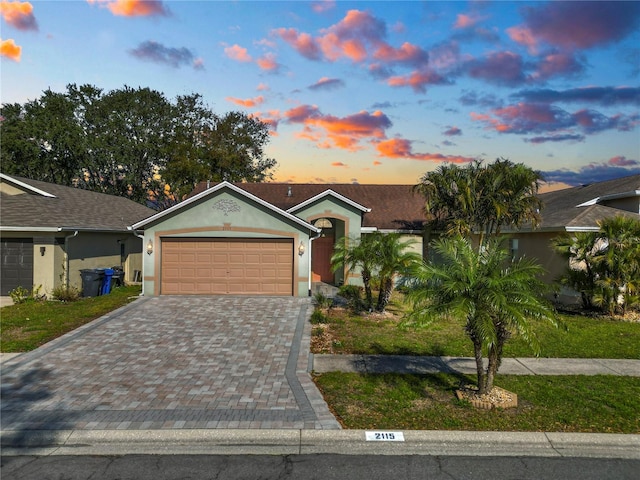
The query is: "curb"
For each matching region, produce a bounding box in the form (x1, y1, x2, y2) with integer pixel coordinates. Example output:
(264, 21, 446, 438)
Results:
(1, 429, 639, 459)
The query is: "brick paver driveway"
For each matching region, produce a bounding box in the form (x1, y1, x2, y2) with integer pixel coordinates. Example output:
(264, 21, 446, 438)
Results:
(1, 296, 340, 431)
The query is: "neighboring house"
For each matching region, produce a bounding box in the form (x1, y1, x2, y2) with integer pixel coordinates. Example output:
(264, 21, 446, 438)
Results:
(130, 181, 426, 297)
(0, 174, 155, 296)
(506, 174, 640, 298)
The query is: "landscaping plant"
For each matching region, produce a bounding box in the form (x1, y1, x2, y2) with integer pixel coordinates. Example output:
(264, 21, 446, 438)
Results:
(404, 236, 559, 395)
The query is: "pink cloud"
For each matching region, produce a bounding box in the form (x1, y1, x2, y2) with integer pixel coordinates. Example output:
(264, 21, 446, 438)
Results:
(256, 52, 278, 71)
(274, 28, 321, 60)
(331, 162, 347, 167)
(444, 126, 462, 136)
(530, 52, 585, 81)
(373, 41, 429, 67)
(251, 110, 281, 135)
(453, 13, 487, 30)
(519, 1, 640, 50)
(465, 51, 525, 86)
(387, 69, 450, 93)
(373, 161, 382, 166)
(312, 0, 335, 13)
(224, 44, 252, 62)
(285, 105, 392, 151)
(1, 38, 21, 61)
(375, 138, 473, 163)
(608, 156, 638, 167)
(472, 102, 637, 136)
(308, 77, 345, 91)
(0, 1, 37, 31)
(225, 95, 265, 108)
(506, 26, 538, 54)
(87, 0, 168, 17)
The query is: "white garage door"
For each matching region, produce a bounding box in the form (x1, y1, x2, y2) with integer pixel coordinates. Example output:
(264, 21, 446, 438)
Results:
(160, 238, 293, 295)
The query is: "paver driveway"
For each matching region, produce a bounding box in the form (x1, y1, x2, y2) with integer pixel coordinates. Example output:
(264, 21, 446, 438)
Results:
(1, 296, 340, 432)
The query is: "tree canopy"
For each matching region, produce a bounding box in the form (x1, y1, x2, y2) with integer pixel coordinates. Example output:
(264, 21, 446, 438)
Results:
(0, 85, 277, 207)
(414, 158, 543, 247)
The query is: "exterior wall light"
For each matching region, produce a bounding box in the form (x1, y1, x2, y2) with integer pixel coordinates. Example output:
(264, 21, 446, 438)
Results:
(298, 241, 305, 256)
(146, 239, 153, 255)
(40, 246, 46, 256)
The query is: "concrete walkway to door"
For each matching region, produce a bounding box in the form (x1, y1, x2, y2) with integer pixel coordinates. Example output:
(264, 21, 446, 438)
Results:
(0, 296, 340, 433)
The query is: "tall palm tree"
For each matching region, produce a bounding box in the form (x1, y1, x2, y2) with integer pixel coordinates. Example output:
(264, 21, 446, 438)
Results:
(414, 158, 543, 249)
(405, 236, 558, 394)
(592, 216, 640, 315)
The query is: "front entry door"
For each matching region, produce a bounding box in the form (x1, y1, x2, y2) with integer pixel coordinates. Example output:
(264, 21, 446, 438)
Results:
(312, 236, 335, 283)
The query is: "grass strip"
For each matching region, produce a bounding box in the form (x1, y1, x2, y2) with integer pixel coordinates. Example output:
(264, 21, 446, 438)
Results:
(314, 372, 640, 433)
(1, 285, 142, 352)
(315, 308, 640, 359)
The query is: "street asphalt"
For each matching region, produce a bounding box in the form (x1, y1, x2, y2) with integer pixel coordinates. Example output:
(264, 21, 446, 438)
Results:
(1, 295, 639, 459)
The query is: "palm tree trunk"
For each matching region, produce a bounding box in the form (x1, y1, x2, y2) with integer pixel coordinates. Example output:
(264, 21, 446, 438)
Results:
(362, 268, 373, 311)
(467, 324, 486, 393)
(376, 277, 393, 312)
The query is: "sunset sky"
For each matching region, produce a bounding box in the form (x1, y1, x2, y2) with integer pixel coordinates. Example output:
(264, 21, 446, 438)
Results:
(2, 0, 639, 190)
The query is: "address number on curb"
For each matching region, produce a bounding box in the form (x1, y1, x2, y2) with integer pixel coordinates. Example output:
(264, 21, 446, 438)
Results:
(365, 431, 405, 442)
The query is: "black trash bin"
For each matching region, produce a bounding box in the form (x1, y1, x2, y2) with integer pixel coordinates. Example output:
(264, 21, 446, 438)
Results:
(80, 269, 104, 297)
(111, 267, 125, 288)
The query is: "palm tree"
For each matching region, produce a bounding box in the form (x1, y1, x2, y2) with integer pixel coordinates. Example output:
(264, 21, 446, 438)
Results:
(373, 233, 422, 313)
(592, 216, 640, 315)
(551, 231, 600, 309)
(331, 234, 376, 311)
(404, 236, 558, 394)
(414, 158, 543, 249)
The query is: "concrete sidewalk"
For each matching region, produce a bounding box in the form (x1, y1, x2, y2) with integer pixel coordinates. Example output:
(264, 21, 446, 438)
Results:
(311, 354, 640, 376)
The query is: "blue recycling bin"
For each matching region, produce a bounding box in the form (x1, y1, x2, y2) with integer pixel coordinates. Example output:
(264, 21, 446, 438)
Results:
(101, 268, 114, 295)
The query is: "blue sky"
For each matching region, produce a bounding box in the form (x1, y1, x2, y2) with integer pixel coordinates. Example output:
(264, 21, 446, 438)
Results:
(2, 0, 639, 190)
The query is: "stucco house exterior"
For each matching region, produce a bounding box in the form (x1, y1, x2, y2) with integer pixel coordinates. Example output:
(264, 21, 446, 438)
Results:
(130, 181, 426, 297)
(0, 174, 155, 296)
(506, 174, 640, 300)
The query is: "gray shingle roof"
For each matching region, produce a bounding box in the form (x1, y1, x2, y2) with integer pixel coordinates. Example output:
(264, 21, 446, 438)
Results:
(539, 174, 640, 230)
(1, 175, 156, 231)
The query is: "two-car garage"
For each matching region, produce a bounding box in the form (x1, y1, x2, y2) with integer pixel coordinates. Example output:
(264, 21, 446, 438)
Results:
(160, 238, 294, 296)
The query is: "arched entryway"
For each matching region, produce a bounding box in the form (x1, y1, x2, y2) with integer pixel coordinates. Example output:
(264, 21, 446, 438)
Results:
(311, 218, 336, 284)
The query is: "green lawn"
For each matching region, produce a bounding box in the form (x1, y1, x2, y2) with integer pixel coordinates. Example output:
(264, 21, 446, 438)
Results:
(312, 303, 640, 359)
(314, 372, 640, 433)
(0, 285, 142, 352)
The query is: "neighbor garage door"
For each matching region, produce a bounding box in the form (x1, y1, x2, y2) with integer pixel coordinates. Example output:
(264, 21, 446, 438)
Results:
(161, 238, 293, 295)
(1, 238, 34, 296)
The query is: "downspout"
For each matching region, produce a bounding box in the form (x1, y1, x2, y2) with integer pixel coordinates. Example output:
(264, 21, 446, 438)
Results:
(133, 231, 145, 296)
(62, 230, 78, 288)
(307, 231, 322, 296)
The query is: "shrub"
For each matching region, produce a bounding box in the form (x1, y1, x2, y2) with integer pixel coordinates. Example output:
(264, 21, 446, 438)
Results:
(313, 291, 333, 310)
(310, 309, 328, 324)
(338, 284, 367, 313)
(51, 284, 81, 302)
(9, 285, 45, 304)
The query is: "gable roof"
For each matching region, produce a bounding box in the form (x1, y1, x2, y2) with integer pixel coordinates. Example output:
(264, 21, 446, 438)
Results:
(189, 182, 427, 231)
(0, 174, 155, 232)
(131, 181, 320, 232)
(538, 174, 640, 231)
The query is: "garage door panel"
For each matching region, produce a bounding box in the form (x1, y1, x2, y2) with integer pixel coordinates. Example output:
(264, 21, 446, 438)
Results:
(161, 238, 293, 295)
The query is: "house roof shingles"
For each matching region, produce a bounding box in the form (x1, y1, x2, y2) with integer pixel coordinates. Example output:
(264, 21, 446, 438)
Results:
(189, 182, 427, 231)
(1, 175, 156, 231)
(538, 174, 640, 230)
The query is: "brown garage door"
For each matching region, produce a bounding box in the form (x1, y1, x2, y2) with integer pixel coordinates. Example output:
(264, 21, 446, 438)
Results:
(161, 238, 293, 295)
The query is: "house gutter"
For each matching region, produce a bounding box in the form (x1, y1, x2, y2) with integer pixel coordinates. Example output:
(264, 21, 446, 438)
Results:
(130, 229, 146, 296)
(60, 230, 79, 288)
